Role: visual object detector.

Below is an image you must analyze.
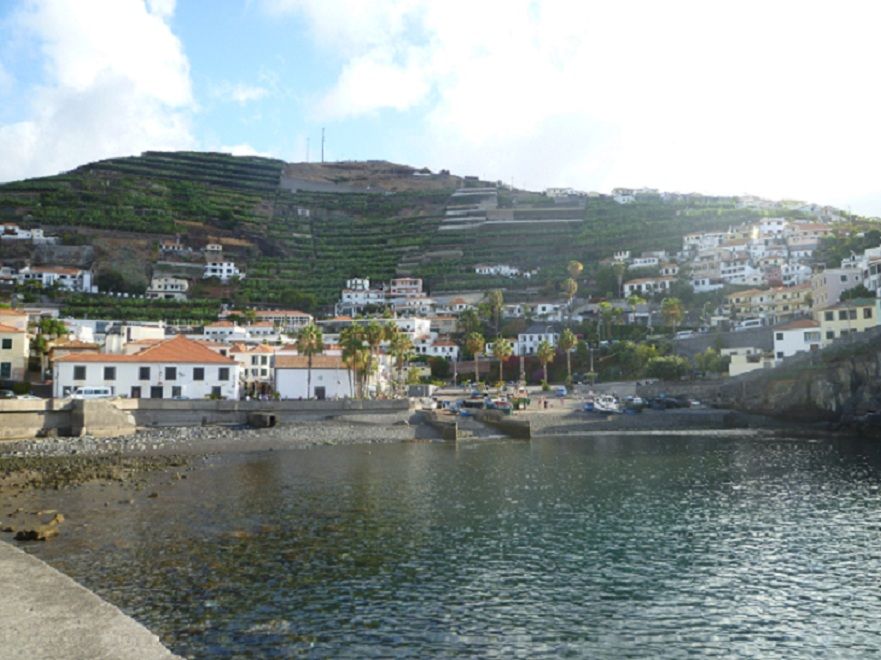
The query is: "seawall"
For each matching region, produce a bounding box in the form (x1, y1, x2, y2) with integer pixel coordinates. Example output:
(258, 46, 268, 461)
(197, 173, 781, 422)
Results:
(0, 398, 411, 440)
(0, 540, 177, 658)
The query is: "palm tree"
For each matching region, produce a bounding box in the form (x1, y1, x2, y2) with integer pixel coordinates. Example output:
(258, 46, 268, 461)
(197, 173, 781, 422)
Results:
(563, 277, 578, 320)
(34, 317, 68, 375)
(626, 294, 645, 325)
(485, 289, 504, 334)
(363, 320, 385, 394)
(387, 327, 413, 396)
(464, 332, 485, 385)
(536, 339, 555, 385)
(598, 301, 615, 340)
(558, 328, 577, 384)
(492, 336, 513, 384)
(340, 326, 362, 398)
(567, 260, 584, 280)
(661, 297, 685, 331)
(296, 323, 323, 398)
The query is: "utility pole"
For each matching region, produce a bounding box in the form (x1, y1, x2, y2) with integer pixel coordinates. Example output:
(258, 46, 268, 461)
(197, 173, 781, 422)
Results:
(321, 127, 325, 163)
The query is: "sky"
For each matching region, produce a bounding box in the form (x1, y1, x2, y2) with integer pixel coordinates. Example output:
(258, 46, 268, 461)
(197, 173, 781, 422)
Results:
(1, 0, 881, 215)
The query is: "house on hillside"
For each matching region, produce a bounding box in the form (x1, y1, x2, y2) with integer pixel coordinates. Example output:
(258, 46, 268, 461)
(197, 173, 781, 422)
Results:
(203, 260, 242, 282)
(773, 319, 822, 361)
(18, 266, 93, 292)
(52, 335, 239, 399)
(146, 276, 189, 301)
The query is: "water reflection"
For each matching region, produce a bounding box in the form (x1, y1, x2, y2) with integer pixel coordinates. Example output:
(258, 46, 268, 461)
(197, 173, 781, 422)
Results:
(7, 434, 881, 657)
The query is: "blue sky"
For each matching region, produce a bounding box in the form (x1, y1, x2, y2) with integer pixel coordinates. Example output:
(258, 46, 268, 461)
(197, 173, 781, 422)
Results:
(2, 1, 881, 216)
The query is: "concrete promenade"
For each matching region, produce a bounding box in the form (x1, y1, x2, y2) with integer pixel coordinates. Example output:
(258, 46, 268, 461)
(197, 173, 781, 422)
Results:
(0, 540, 177, 659)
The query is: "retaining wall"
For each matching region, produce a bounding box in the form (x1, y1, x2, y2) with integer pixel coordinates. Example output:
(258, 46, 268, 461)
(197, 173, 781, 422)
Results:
(0, 398, 411, 440)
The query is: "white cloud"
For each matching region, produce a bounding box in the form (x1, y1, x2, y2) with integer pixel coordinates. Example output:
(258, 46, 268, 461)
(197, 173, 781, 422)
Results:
(269, 0, 881, 214)
(220, 143, 276, 158)
(215, 82, 270, 105)
(0, 0, 194, 182)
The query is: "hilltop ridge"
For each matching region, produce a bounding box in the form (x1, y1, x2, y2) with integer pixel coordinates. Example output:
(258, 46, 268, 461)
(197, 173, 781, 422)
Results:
(0, 151, 861, 314)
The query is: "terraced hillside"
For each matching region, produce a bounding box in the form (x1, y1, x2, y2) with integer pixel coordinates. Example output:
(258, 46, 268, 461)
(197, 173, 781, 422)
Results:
(0, 151, 825, 310)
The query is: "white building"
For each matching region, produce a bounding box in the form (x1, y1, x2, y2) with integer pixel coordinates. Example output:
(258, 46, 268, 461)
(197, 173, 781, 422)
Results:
(203, 320, 246, 340)
(773, 319, 822, 361)
(274, 354, 354, 399)
(18, 266, 93, 292)
(623, 276, 675, 298)
(474, 264, 521, 277)
(414, 337, 459, 360)
(229, 342, 274, 396)
(146, 276, 189, 301)
(53, 335, 239, 399)
(203, 261, 242, 282)
(724, 347, 774, 377)
(515, 325, 559, 356)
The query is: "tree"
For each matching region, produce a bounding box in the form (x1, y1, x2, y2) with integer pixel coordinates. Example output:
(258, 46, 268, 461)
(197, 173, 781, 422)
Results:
(34, 317, 69, 375)
(464, 332, 485, 385)
(458, 308, 482, 335)
(558, 328, 577, 384)
(492, 336, 513, 384)
(646, 355, 689, 380)
(363, 320, 385, 394)
(485, 289, 504, 334)
(296, 323, 323, 398)
(341, 326, 369, 399)
(661, 297, 685, 330)
(567, 259, 584, 280)
(536, 339, 555, 385)
(598, 301, 616, 340)
(562, 277, 578, 316)
(626, 294, 645, 325)
(387, 327, 413, 396)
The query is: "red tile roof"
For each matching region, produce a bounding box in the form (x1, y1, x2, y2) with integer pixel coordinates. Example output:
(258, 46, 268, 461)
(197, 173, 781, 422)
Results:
(56, 335, 236, 364)
(0, 322, 24, 333)
(775, 319, 819, 330)
(275, 355, 345, 369)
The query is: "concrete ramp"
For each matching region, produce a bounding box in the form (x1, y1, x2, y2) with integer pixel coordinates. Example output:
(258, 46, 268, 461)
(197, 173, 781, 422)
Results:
(0, 540, 178, 658)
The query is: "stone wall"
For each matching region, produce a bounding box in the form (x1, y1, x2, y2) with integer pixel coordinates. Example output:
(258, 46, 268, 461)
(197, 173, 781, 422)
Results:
(0, 398, 411, 440)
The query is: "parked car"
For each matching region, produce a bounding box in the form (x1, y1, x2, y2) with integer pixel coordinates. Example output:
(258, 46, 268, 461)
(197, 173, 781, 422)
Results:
(70, 386, 114, 400)
(0, 389, 15, 399)
(553, 386, 568, 397)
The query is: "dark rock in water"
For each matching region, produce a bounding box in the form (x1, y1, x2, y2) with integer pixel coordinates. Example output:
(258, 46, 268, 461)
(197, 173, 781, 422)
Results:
(15, 526, 58, 541)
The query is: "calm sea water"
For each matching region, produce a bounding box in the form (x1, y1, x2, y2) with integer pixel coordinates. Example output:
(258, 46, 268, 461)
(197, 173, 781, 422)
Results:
(10, 433, 881, 657)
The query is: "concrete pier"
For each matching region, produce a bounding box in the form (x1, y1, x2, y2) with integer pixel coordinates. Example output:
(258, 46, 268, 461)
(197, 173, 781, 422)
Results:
(0, 540, 178, 659)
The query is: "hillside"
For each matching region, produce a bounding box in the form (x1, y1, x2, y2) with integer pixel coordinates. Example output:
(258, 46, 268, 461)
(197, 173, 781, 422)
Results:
(0, 151, 848, 312)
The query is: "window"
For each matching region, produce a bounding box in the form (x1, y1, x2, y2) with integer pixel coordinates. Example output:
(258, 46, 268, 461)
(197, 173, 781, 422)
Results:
(776, 352, 783, 359)
(211, 386, 221, 398)
(103, 366, 116, 380)
(74, 365, 86, 380)
(130, 386, 141, 398)
(251, 356, 259, 365)
(219, 367, 230, 381)
(0, 362, 10, 379)
(1, 338, 11, 350)
(193, 367, 204, 381)
(826, 331, 835, 340)
(839, 310, 848, 320)
(165, 367, 176, 381)
(825, 311, 833, 321)
(172, 386, 181, 398)
(776, 332, 783, 340)
(864, 307, 873, 319)
(805, 332, 821, 342)
(849, 309, 857, 320)
(139, 366, 150, 380)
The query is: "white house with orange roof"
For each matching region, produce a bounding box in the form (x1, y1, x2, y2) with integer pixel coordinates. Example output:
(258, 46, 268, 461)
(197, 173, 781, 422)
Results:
(274, 355, 354, 400)
(414, 336, 459, 360)
(53, 335, 239, 399)
(0, 322, 28, 381)
(623, 276, 675, 298)
(229, 342, 274, 395)
(203, 320, 247, 340)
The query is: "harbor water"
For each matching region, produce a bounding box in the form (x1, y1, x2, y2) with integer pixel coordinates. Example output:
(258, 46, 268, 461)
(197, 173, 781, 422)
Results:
(8, 432, 881, 657)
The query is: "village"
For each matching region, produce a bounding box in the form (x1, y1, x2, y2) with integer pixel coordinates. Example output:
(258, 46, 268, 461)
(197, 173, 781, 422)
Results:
(1, 186, 881, 406)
